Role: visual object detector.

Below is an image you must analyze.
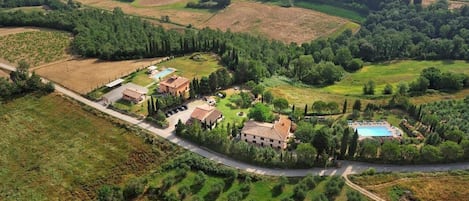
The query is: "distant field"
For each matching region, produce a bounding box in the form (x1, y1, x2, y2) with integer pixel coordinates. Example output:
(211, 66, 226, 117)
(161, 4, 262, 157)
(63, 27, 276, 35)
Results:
(202, 2, 353, 44)
(294, 1, 365, 23)
(0, 29, 72, 66)
(351, 170, 469, 201)
(0, 94, 179, 200)
(323, 60, 469, 96)
(159, 53, 223, 80)
(423, 0, 469, 9)
(0, 6, 44, 13)
(76, 0, 354, 44)
(76, 0, 211, 28)
(35, 57, 165, 94)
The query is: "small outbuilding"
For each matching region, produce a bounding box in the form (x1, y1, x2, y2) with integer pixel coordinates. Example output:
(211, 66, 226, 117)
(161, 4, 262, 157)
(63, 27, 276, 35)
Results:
(122, 88, 146, 103)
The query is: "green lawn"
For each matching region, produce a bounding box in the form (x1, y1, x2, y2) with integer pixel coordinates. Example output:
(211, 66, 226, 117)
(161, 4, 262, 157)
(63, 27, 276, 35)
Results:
(323, 60, 469, 96)
(159, 53, 224, 80)
(145, 169, 355, 201)
(294, 1, 366, 23)
(125, 70, 154, 87)
(262, 76, 367, 108)
(215, 96, 249, 126)
(0, 94, 178, 200)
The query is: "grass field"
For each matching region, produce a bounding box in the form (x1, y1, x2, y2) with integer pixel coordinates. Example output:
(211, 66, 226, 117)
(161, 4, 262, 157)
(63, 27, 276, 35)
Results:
(294, 1, 366, 23)
(0, 6, 44, 13)
(145, 168, 355, 201)
(35, 57, 165, 94)
(159, 53, 223, 80)
(0, 29, 72, 66)
(351, 170, 469, 201)
(323, 60, 469, 96)
(0, 94, 180, 200)
(262, 76, 372, 108)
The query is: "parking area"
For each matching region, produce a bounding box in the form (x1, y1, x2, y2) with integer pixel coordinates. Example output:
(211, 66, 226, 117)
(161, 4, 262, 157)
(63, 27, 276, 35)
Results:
(166, 100, 205, 126)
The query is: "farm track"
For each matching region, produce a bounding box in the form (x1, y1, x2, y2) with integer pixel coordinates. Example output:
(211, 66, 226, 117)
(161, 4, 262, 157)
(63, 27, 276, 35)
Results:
(3, 62, 469, 201)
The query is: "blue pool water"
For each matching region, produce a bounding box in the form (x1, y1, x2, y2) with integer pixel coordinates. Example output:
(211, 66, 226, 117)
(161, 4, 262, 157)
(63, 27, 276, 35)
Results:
(152, 68, 174, 80)
(356, 126, 392, 137)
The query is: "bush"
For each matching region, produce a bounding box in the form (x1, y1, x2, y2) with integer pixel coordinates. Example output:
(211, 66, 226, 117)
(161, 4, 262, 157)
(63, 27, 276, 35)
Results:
(123, 178, 147, 200)
(227, 191, 243, 201)
(178, 186, 190, 200)
(97, 185, 124, 201)
(361, 167, 376, 175)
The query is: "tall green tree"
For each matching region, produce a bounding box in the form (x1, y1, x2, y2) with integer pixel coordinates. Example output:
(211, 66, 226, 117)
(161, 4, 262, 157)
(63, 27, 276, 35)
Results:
(348, 130, 359, 158)
(339, 128, 350, 159)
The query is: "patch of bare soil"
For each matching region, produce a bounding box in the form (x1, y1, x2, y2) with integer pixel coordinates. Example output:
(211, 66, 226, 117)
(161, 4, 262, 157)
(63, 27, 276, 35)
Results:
(201, 2, 349, 44)
(34, 57, 165, 94)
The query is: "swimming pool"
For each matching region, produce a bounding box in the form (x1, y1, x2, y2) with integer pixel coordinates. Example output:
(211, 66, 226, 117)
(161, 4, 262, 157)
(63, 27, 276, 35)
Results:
(355, 126, 393, 137)
(152, 68, 174, 80)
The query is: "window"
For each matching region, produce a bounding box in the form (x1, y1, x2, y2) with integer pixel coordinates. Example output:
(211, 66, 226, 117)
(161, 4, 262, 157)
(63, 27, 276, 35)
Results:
(278, 141, 281, 144)
(277, 146, 281, 149)
(253, 140, 257, 144)
(244, 134, 246, 137)
(270, 144, 273, 147)
(270, 139, 274, 142)
(253, 136, 256, 139)
(261, 143, 264, 147)
(245, 139, 247, 142)
(261, 137, 264, 140)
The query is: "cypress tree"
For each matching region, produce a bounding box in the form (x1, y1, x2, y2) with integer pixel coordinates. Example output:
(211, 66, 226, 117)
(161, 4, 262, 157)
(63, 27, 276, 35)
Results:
(348, 130, 359, 158)
(339, 128, 350, 159)
(342, 99, 347, 114)
(304, 104, 308, 116)
(147, 100, 153, 116)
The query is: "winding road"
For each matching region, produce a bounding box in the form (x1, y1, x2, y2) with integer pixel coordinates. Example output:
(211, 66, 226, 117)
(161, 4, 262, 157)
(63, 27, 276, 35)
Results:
(2, 62, 469, 201)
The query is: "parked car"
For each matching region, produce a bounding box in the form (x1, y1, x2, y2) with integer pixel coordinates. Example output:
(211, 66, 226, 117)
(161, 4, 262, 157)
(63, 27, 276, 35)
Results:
(181, 105, 188, 110)
(172, 109, 179, 113)
(165, 113, 171, 117)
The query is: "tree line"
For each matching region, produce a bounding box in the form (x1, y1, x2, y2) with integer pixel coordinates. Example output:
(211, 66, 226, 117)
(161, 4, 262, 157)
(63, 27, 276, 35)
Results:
(1, 0, 468, 86)
(0, 0, 80, 10)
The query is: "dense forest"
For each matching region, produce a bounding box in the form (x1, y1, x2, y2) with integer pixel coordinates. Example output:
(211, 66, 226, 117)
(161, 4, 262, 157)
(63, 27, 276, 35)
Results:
(0, 0, 80, 10)
(0, 0, 468, 87)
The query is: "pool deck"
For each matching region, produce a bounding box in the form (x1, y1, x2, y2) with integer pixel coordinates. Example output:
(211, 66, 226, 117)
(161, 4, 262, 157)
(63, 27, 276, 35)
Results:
(348, 120, 403, 139)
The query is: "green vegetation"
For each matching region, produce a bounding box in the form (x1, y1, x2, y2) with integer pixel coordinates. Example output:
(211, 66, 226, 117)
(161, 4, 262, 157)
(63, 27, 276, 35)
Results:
(125, 70, 154, 86)
(0, 31, 71, 66)
(161, 53, 224, 80)
(137, 153, 359, 201)
(350, 170, 469, 201)
(324, 60, 469, 96)
(295, 1, 366, 23)
(0, 94, 181, 200)
(216, 95, 249, 125)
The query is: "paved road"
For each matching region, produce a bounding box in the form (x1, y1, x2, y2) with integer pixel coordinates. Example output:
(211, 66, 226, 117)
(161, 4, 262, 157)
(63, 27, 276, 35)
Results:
(3, 62, 469, 200)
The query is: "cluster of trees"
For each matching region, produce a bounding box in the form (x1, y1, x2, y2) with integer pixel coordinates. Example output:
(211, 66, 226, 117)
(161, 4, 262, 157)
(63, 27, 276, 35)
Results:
(189, 68, 232, 97)
(421, 98, 469, 137)
(186, 0, 231, 9)
(145, 96, 175, 128)
(176, 120, 332, 168)
(299, 0, 398, 15)
(3, 1, 469, 88)
(350, 138, 469, 164)
(408, 67, 469, 94)
(0, 61, 54, 100)
(0, 0, 80, 10)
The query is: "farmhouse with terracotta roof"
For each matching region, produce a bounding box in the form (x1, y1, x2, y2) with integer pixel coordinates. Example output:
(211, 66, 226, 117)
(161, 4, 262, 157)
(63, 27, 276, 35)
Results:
(159, 75, 190, 97)
(241, 116, 293, 149)
(188, 105, 223, 129)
